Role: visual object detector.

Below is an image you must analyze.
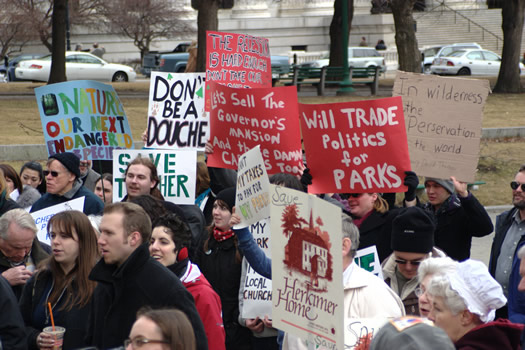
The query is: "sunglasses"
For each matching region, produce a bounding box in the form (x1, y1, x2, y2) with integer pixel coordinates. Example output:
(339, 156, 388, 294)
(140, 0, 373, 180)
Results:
(43, 170, 61, 177)
(394, 259, 423, 266)
(348, 193, 364, 198)
(511, 181, 525, 191)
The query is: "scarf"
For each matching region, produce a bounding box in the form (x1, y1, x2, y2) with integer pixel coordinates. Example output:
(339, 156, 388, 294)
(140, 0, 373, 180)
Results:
(213, 227, 235, 242)
(352, 209, 374, 228)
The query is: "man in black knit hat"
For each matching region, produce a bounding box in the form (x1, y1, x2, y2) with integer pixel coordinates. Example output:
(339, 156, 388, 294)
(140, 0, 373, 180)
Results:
(382, 206, 446, 315)
(31, 152, 104, 215)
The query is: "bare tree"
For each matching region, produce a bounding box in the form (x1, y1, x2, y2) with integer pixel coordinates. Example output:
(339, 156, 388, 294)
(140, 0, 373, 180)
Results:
(389, 0, 421, 72)
(48, 0, 67, 83)
(0, 0, 37, 59)
(493, 0, 525, 93)
(328, 0, 354, 67)
(99, 0, 195, 60)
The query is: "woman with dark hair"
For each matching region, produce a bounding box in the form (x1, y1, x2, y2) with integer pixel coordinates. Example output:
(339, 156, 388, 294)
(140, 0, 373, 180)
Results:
(126, 308, 196, 350)
(0, 164, 41, 210)
(19, 210, 99, 350)
(150, 213, 225, 350)
(94, 173, 113, 205)
(20, 161, 46, 195)
(0, 169, 20, 216)
(195, 187, 252, 350)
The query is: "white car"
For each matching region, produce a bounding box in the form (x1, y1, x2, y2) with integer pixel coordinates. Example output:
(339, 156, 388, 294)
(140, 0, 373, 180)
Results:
(431, 49, 524, 76)
(15, 52, 136, 82)
(301, 47, 386, 72)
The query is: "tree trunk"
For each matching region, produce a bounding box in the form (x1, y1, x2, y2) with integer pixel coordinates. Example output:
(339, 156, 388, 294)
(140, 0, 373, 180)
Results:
(329, 0, 354, 67)
(48, 0, 67, 84)
(194, 0, 219, 72)
(493, 0, 525, 93)
(390, 0, 421, 73)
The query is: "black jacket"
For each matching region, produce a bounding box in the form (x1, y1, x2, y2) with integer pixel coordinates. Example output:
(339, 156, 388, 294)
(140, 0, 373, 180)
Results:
(0, 197, 20, 216)
(489, 207, 520, 276)
(19, 270, 91, 350)
(0, 239, 49, 299)
(195, 235, 252, 350)
(424, 193, 493, 261)
(356, 209, 400, 263)
(87, 244, 208, 350)
(0, 276, 26, 350)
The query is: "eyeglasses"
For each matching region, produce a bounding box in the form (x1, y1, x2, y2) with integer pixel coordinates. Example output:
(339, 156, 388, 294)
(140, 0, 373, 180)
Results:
(414, 287, 424, 297)
(394, 258, 424, 266)
(79, 162, 90, 167)
(510, 181, 525, 191)
(43, 170, 61, 177)
(124, 338, 169, 349)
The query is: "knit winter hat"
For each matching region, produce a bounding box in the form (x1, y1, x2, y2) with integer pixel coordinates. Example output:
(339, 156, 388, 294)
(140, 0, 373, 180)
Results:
(49, 152, 81, 179)
(370, 317, 455, 350)
(425, 177, 454, 194)
(215, 187, 236, 212)
(391, 207, 435, 253)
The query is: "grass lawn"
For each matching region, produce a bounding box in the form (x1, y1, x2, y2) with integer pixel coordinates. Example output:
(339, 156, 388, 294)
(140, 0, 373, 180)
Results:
(0, 78, 524, 206)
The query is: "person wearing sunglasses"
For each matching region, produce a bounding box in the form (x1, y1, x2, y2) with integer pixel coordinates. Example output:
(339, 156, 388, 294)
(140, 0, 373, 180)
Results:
(422, 176, 493, 262)
(30, 152, 104, 216)
(382, 206, 446, 316)
(489, 164, 525, 320)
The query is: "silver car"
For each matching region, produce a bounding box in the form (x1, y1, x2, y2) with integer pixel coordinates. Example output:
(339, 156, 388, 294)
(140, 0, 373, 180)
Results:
(431, 49, 524, 76)
(302, 47, 386, 72)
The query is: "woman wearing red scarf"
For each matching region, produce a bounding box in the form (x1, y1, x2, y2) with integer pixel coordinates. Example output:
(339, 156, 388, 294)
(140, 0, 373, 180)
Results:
(194, 187, 253, 350)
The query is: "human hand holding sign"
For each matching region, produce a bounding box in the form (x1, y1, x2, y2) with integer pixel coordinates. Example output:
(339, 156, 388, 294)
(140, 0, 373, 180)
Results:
(451, 176, 468, 198)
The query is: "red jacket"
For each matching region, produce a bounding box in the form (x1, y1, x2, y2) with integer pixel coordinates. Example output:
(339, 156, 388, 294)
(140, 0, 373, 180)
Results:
(182, 262, 226, 350)
(455, 318, 524, 350)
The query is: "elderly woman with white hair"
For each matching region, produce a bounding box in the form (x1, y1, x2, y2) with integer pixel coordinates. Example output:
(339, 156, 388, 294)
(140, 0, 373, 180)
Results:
(427, 259, 523, 349)
(416, 257, 458, 317)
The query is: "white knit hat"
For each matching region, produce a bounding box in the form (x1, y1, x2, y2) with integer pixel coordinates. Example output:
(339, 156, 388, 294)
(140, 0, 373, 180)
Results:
(448, 259, 507, 323)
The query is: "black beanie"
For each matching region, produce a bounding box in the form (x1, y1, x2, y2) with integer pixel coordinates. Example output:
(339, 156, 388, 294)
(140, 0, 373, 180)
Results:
(391, 207, 435, 253)
(215, 187, 236, 212)
(49, 152, 81, 179)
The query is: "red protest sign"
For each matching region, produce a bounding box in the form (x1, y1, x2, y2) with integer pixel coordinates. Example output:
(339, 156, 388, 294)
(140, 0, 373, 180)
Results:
(300, 96, 410, 194)
(207, 81, 303, 175)
(205, 31, 272, 111)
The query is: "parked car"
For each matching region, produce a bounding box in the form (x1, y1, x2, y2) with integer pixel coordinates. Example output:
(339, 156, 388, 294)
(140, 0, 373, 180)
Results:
(430, 48, 524, 76)
(141, 42, 192, 77)
(299, 47, 386, 72)
(432, 43, 482, 63)
(420, 45, 443, 74)
(15, 52, 136, 82)
(0, 53, 43, 81)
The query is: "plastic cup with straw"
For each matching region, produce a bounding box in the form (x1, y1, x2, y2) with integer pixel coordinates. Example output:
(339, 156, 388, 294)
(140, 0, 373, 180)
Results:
(43, 302, 65, 350)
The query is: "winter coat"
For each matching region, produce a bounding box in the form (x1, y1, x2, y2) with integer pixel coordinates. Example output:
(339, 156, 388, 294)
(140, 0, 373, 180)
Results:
(382, 247, 446, 316)
(87, 244, 208, 350)
(168, 259, 226, 350)
(423, 193, 493, 261)
(80, 168, 100, 192)
(14, 185, 41, 210)
(0, 189, 20, 216)
(0, 275, 27, 350)
(19, 269, 91, 350)
(489, 207, 519, 277)
(31, 181, 103, 216)
(195, 234, 253, 350)
(455, 319, 524, 350)
(0, 239, 49, 300)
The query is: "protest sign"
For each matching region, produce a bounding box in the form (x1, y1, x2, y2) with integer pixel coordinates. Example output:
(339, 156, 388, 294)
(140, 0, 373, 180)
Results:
(345, 318, 389, 349)
(300, 97, 410, 194)
(35, 80, 134, 160)
(145, 72, 208, 151)
(207, 81, 303, 175)
(354, 246, 383, 279)
(272, 185, 343, 350)
(112, 149, 196, 204)
(234, 146, 271, 228)
(242, 219, 273, 319)
(393, 72, 490, 182)
(31, 197, 85, 245)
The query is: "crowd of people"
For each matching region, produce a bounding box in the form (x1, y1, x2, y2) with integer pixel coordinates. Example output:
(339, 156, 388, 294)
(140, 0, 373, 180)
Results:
(1, 149, 525, 350)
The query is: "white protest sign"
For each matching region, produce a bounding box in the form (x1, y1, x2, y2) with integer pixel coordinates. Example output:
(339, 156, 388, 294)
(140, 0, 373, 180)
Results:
(31, 197, 85, 245)
(354, 245, 383, 280)
(272, 185, 344, 350)
(112, 149, 197, 204)
(344, 318, 389, 349)
(235, 146, 270, 229)
(393, 72, 490, 182)
(145, 72, 208, 151)
(242, 219, 272, 319)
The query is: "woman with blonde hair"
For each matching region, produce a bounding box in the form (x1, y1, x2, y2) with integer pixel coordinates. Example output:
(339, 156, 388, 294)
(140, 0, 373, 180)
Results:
(19, 210, 99, 350)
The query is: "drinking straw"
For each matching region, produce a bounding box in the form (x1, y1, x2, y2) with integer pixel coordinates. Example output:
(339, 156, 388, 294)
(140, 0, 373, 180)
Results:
(47, 302, 56, 331)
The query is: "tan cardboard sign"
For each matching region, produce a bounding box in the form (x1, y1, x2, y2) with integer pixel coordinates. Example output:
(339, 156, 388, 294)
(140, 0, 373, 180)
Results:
(393, 72, 490, 182)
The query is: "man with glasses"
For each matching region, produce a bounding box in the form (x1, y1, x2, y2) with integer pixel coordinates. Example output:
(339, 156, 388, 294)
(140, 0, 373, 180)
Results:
(423, 176, 493, 261)
(0, 208, 48, 299)
(31, 152, 104, 215)
(489, 164, 525, 319)
(382, 206, 445, 315)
